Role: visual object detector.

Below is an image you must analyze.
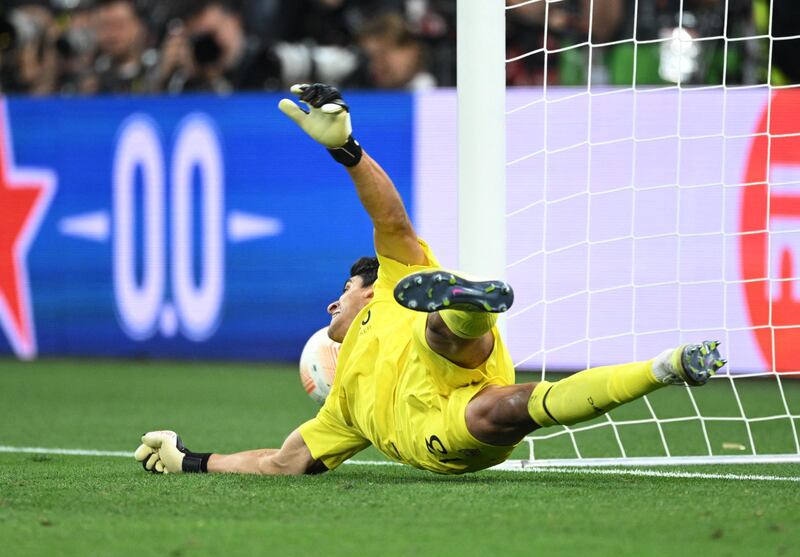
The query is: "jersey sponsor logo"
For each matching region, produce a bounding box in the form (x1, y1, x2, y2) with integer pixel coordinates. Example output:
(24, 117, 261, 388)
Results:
(0, 101, 56, 360)
(741, 91, 800, 373)
(361, 309, 371, 326)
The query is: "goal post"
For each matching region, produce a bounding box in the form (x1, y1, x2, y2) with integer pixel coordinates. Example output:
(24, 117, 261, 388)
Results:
(457, 0, 506, 284)
(469, 0, 800, 467)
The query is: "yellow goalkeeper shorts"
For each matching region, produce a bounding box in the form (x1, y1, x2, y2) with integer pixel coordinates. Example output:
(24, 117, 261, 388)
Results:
(388, 317, 518, 474)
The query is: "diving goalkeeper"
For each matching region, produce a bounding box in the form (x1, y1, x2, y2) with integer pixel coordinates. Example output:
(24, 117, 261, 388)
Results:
(134, 84, 726, 475)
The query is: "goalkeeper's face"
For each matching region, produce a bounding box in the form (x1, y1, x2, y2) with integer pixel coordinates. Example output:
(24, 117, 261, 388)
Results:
(326, 275, 374, 343)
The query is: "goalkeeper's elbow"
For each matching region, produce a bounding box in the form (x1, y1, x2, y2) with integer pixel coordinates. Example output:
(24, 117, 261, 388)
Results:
(256, 454, 310, 476)
(259, 450, 327, 476)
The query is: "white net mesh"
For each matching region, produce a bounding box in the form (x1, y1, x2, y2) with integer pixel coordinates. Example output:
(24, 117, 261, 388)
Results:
(504, 0, 800, 464)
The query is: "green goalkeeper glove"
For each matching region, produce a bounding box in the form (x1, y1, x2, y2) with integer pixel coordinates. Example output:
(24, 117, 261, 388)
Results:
(278, 83, 363, 167)
(134, 430, 211, 474)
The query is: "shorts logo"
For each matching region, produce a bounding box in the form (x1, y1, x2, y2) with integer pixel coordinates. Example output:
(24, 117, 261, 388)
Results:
(425, 435, 447, 455)
(425, 435, 465, 463)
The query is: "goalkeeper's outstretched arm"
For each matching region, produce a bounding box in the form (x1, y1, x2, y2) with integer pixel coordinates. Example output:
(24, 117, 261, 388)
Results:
(346, 152, 427, 266)
(279, 83, 426, 266)
(134, 428, 326, 475)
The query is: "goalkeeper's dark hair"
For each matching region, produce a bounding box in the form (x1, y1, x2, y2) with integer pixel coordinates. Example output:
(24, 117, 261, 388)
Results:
(350, 256, 379, 287)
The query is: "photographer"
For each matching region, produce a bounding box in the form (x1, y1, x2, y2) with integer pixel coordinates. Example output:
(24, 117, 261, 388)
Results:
(156, 0, 357, 94)
(0, 0, 57, 95)
(156, 0, 279, 93)
(51, 2, 96, 95)
(89, 0, 157, 94)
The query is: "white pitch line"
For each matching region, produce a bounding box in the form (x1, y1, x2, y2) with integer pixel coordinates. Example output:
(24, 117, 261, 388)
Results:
(0, 446, 132, 458)
(346, 460, 800, 482)
(2, 446, 799, 482)
(488, 462, 800, 482)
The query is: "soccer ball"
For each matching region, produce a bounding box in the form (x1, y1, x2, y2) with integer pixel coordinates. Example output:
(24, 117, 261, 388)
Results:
(299, 327, 340, 405)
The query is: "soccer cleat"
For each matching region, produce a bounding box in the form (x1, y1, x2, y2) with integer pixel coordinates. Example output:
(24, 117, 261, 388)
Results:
(393, 270, 514, 313)
(669, 340, 727, 386)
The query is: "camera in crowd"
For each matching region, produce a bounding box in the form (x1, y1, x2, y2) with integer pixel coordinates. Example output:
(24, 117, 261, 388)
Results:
(191, 31, 223, 67)
(55, 26, 93, 59)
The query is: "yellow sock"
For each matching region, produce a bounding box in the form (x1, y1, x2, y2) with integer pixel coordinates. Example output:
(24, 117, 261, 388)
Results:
(528, 360, 665, 427)
(439, 309, 497, 339)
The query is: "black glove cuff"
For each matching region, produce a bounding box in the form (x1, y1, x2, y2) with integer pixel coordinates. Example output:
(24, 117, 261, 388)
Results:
(181, 452, 212, 473)
(327, 136, 362, 167)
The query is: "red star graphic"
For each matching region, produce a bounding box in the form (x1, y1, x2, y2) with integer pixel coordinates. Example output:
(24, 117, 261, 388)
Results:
(0, 102, 55, 359)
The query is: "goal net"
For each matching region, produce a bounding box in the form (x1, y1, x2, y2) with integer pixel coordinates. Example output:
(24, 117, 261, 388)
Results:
(503, 0, 800, 466)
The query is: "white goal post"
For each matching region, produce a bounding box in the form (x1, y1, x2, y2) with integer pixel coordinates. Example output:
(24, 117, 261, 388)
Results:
(457, 1, 507, 283)
(455, 0, 800, 466)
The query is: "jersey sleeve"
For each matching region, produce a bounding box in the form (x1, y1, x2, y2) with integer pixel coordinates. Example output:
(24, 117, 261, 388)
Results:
(372, 238, 441, 301)
(298, 397, 371, 471)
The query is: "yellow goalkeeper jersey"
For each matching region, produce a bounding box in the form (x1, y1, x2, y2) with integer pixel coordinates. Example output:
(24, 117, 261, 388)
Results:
(299, 239, 516, 474)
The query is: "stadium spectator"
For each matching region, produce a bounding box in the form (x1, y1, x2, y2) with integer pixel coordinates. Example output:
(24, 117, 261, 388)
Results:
(156, 0, 357, 94)
(88, 0, 157, 94)
(159, 0, 281, 93)
(241, 0, 282, 39)
(50, 3, 98, 95)
(586, 0, 750, 86)
(0, 0, 774, 94)
(505, 0, 648, 86)
(0, 0, 57, 95)
(506, 0, 756, 86)
(275, 0, 364, 47)
(505, 0, 566, 85)
(352, 11, 435, 90)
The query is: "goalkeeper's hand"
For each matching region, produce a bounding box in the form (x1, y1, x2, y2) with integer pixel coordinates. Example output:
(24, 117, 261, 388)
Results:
(133, 430, 211, 474)
(278, 83, 362, 166)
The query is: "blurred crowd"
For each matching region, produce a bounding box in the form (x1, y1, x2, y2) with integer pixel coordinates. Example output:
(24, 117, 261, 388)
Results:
(507, 0, 800, 87)
(0, 0, 797, 96)
(0, 0, 456, 95)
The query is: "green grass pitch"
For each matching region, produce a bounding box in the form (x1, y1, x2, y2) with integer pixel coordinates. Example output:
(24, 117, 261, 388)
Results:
(1, 359, 799, 556)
